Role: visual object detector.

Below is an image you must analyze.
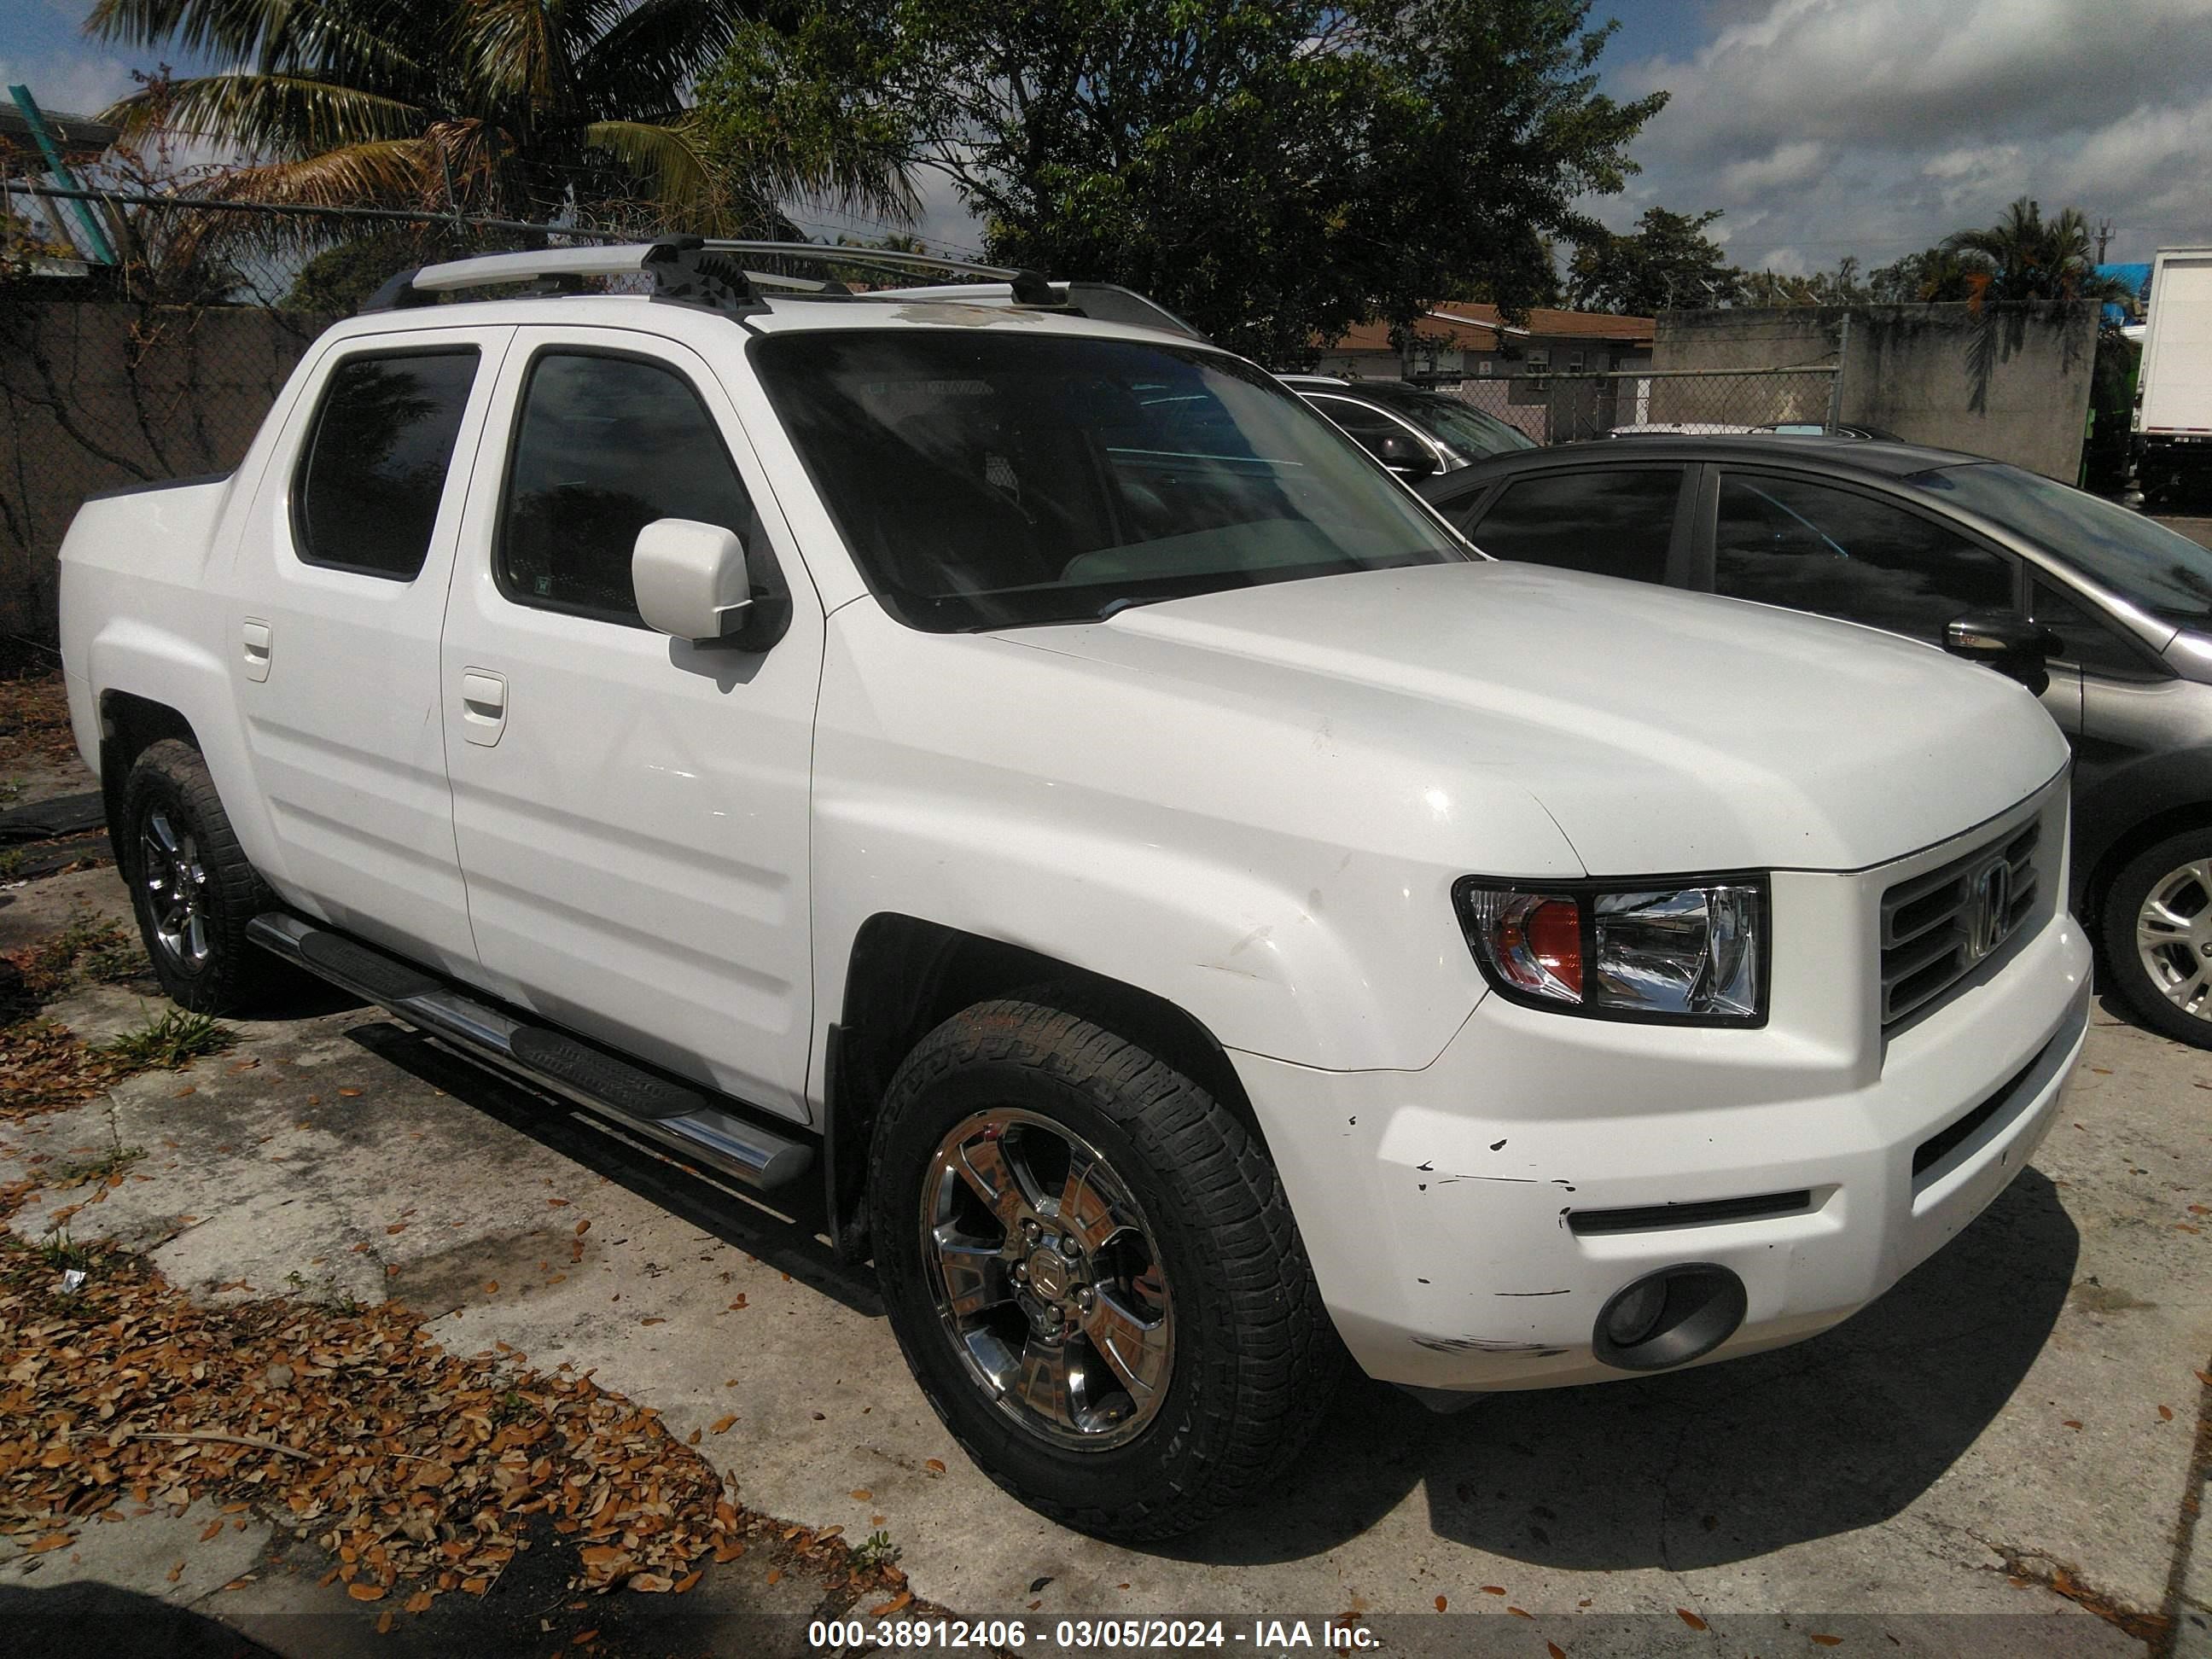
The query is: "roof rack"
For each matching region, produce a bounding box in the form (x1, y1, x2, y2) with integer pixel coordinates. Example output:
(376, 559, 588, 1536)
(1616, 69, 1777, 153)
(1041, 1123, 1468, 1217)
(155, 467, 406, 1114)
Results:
(362, 236, 1060, 315)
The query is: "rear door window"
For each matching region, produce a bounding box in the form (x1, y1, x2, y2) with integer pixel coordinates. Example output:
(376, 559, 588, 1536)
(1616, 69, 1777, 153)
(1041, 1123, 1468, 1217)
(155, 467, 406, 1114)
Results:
(294, 348, 480, 579)
(1713, 473, 2015, 641)
(1464, 467, 1686, 585)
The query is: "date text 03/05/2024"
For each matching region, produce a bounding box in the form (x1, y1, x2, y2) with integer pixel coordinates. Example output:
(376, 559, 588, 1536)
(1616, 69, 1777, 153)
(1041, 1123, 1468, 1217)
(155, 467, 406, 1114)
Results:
(806, 1617, 1382, 1650)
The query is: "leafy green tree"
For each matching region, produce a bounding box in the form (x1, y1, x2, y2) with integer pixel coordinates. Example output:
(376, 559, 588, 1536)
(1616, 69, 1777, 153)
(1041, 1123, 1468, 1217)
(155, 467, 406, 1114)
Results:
(700, 0, 1662, 364)
(1566, 207, 1739, 314)
(1941, 199, 2133, 307)
(84, 0, 914, 233)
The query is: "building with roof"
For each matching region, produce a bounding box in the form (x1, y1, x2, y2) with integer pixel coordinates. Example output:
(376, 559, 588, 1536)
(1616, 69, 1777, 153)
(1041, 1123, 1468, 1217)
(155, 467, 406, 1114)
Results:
(1312, 303, 1655, 384)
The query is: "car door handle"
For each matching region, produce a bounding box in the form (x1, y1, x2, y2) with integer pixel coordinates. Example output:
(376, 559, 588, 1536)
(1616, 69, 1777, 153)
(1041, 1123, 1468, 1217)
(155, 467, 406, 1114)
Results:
(242, 618, 272, 683)
(460, 669, 507, 746)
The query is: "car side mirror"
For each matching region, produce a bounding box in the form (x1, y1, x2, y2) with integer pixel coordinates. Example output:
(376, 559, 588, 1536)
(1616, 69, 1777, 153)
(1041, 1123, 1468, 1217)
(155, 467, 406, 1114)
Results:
(633, 518, 754, 644)
(1943, 611, 2063, 692)
(1365, 433, 1441, 479)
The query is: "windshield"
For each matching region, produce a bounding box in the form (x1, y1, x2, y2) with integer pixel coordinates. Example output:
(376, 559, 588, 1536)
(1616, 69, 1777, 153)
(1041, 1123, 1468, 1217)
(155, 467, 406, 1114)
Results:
(1365, 386, 1539, 456)
(752, 330, 1465, 631)
(1911, 462, 2212, 625)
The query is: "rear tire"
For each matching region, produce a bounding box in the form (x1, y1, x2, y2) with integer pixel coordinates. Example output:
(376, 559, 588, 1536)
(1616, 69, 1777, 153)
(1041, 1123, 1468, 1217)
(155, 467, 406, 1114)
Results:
(869, 997, 1344, 1541)
(2101, 829, 2212, 1049)
(119, 739, 297, 1016)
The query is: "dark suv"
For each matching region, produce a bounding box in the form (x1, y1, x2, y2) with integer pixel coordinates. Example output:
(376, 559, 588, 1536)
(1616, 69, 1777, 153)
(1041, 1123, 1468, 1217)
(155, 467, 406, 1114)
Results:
(1281, 375, 1537, 476)
(1417, 434, 2212, 1048)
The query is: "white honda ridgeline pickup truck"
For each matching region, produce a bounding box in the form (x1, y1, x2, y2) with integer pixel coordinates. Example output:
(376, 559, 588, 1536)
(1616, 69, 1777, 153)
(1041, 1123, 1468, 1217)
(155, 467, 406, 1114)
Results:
(60, 239, 2090, 1540)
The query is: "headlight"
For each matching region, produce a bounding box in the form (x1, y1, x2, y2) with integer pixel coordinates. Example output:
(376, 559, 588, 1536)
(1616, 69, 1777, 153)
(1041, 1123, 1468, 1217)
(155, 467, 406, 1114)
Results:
(1453, 877, 1767, 1025)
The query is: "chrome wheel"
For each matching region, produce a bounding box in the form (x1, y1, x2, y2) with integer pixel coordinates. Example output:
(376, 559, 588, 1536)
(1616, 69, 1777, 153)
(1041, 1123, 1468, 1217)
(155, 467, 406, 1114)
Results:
(139, 806, 212, 973)
(921, 1109, 1173, 1450)
(2136, 858, 2212, 1020)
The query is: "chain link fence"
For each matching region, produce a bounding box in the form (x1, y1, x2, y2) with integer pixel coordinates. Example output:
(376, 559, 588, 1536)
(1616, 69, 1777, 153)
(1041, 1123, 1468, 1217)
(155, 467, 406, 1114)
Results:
(1432, 366, 1842, 445)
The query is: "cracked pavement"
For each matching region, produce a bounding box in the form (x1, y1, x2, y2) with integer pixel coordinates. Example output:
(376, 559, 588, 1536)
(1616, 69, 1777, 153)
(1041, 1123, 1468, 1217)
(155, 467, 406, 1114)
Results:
(0, 860, 2205, 1654)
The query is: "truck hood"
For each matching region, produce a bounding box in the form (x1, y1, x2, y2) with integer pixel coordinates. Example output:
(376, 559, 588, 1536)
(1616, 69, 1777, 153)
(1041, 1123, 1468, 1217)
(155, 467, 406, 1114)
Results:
(1010, 560, 2068, 875)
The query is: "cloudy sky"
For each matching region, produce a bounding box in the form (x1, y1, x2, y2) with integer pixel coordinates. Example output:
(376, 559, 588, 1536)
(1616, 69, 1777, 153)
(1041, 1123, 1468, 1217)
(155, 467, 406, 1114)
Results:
(8, 0, 2210, 271)
(1598, 0, 2212, 272)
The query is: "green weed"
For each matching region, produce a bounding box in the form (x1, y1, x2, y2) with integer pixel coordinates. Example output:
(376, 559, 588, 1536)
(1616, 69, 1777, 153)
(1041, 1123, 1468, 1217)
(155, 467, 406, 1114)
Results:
(98, 1009, 236, 1068)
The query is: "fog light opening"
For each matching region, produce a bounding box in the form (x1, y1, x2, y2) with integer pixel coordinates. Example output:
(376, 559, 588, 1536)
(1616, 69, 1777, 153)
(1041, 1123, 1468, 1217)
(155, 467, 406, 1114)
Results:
(1603, 1278, 1669, 1348)
(1592, 1266, 1747, 1372)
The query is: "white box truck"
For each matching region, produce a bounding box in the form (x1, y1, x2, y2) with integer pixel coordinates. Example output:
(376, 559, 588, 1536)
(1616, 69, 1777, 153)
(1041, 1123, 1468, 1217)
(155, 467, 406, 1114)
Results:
(2136, 246, 2212, 499)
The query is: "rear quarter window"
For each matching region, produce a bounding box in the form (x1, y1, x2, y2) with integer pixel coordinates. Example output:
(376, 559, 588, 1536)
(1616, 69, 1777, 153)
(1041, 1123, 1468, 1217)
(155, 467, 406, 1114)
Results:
(293, 348, 480, 579)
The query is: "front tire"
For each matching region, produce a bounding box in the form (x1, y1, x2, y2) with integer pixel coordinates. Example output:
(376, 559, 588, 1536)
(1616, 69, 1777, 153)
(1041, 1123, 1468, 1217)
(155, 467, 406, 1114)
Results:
(2102, 830, 2212, 1049)
(868, 998, 1343, 1541)
(119, 739, 294, 1015)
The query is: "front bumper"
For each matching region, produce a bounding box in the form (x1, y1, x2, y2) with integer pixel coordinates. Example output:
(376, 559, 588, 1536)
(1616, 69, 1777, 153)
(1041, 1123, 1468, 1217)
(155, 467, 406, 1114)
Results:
(1236, 789, 2093, 1391)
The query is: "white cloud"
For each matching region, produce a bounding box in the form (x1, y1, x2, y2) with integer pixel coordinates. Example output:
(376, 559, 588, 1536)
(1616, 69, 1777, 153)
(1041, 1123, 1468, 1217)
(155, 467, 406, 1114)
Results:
(1721, 141, 1826, 196)
(1604, 0, 2212, 270)
(0, 49, 141, 122)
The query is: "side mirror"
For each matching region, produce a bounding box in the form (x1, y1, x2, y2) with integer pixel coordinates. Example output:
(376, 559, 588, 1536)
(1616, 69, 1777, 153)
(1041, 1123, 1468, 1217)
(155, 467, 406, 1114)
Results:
(633, 518, 752, 643)
(1365, 432, 1441, 479)
(1943, 611, 2062, 692)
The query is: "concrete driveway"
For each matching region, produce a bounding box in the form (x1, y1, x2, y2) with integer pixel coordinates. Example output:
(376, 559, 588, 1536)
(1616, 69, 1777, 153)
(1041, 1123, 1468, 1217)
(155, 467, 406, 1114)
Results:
(1, 861, 2204, 1657)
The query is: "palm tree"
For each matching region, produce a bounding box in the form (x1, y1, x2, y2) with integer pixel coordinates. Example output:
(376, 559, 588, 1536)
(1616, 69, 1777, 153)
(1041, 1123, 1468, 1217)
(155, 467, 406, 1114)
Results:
(83, 0, 916, 235)
(1941, 198, 2133, 308)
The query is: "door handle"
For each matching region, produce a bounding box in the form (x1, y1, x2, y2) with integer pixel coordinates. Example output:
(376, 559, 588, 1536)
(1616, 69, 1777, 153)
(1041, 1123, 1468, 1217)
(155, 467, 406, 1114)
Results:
(460, 668, 507, 746)
(242, 618, 272, 683)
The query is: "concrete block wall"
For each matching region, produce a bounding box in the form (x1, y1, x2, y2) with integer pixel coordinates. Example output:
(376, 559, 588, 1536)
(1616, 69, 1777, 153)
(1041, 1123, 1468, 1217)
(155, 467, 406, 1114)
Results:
(1653, 302, 2098, 480)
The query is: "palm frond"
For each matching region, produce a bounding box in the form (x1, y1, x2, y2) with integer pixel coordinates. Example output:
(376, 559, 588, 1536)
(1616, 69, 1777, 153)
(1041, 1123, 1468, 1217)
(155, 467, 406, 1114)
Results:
(576, 0, 756, 119)
(101, 73, 425, 158)
(200, 138, 444, 212)
(457, 0, 571, 117)
(583, 118, 714, 208)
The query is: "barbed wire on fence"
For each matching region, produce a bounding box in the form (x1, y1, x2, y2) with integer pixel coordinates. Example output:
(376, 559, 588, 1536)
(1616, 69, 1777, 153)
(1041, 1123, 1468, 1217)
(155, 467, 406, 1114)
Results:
(1429, 366, 1842, 445)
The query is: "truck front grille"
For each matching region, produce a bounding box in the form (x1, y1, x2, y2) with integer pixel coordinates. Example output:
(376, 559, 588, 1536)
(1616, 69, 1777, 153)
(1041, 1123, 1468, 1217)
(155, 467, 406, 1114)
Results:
(1880, 820, 2040, 1029)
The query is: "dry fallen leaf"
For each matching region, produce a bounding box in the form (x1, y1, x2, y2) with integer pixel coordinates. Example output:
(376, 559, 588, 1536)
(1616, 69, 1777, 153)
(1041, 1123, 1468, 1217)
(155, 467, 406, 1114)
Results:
(1548, 1645, 1567, 1659)
(710, 1416, 737, 1435)
(405, 1591, 433, 1614)
(348, 1582, 387, 1602)
(924, 1458, 946, 1474)
(2063, 1419, 2083, 1429)
(1507, 1606, 1533, 1618)
(385, 1223, 407, 1235)
(1433, 1595, 1447, 1612)
(375, 1610, 395, 1635)
(1677, 1608, 1708, 1631)
(1810, 1638, 1844, 1650)
(575, 1220, 591, 1237)
(850, 1488, 873, 1502)
(199, 1520, 224, 1542)
(872, 1591, 916, 1616)
(26, 1534, 73, 1554)
(2161, 1405, 2176, 1421)
(1481, 1585, 1506, 1596)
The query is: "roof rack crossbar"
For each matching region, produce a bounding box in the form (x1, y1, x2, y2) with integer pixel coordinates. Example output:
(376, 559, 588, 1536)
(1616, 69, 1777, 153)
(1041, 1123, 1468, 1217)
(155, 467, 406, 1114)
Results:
(364, 236, 764, 315)
(692, 240, 1057, 305)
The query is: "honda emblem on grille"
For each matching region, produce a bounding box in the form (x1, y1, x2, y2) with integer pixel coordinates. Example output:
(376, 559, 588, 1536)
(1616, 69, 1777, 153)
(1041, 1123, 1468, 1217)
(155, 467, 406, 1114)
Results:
(1966, 857, 2013, 963)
